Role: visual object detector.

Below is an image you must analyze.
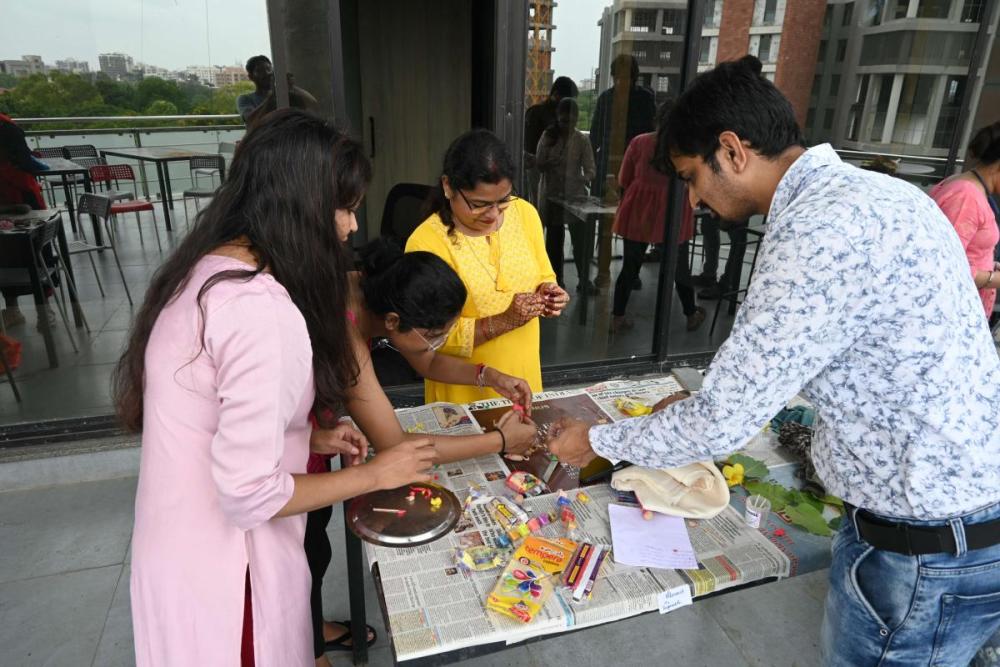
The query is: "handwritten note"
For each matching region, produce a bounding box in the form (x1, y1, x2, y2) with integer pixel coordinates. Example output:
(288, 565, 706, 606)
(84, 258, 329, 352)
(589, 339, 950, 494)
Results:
(658, 585, 693, 614)
(608, 504, 698, 570)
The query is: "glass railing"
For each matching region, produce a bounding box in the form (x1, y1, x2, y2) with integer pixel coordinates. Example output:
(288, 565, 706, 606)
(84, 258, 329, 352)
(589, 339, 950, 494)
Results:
(16, 115, 246, 208)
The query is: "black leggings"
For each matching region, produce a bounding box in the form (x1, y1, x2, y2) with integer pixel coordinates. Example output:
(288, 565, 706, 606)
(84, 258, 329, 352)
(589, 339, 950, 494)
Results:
(304, 495, 334, 658)
(613, 239, 696, 317)
(542, 202, 591, 287)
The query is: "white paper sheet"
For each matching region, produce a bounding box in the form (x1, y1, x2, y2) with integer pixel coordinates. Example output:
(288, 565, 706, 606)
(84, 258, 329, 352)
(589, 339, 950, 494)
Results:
(608, 503, 698, 570)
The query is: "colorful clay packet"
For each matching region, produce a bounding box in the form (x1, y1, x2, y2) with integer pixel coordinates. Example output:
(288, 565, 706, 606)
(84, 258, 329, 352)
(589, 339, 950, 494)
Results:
(485, 536, 577, 623)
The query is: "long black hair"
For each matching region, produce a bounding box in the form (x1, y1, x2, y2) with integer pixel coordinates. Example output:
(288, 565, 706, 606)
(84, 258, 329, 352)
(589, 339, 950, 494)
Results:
(113, 108, 371, 432)
(359, 238, 466, 331)
(428, 129, 516, 234)
(969, 122, 1000, 166)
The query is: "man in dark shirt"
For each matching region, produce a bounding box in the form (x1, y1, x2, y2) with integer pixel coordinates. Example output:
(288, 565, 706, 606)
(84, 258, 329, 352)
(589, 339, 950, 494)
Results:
(589, 54, 656, 199)
(523, 76, 579, 204)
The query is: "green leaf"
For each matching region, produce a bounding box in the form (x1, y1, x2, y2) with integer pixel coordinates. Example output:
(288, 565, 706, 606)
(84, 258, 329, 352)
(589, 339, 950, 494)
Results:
(727, 453, 769, 480)
(784, 503, 833, 537)
(818, 494, 844, 508)
(743, 480, 792, 512)
(789, 489, 823, 513)
(828, 515, 843, 531)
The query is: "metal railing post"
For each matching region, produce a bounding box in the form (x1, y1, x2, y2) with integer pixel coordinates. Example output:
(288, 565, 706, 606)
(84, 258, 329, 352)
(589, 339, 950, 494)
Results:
(131, 130, 152, 200)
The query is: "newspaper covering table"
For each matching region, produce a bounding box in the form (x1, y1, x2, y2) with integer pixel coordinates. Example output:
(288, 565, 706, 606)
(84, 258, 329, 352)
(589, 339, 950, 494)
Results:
(364, 377, 793, 662)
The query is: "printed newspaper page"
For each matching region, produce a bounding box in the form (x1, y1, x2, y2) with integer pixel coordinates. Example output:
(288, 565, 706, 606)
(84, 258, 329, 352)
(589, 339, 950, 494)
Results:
(365, 380, 791, 662)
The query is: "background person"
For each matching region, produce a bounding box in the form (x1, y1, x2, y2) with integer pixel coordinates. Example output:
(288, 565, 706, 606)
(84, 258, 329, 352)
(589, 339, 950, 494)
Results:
(930, 121, 1000, 321)
(115, 109, 435, 667)
(406, 129, 569, 405)
(550, 56, 1000, 667)
(305, 242, 538, 665)
(536, 98, 596, 292)
(611, 101, 704, 334)
(524, 76, 579, 205)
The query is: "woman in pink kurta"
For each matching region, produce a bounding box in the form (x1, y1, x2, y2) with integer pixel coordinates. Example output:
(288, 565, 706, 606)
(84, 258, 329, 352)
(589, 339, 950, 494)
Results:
(930, 123, 1000, 320)
(611, 101, 702, 333)
(116, 110, 435, 667)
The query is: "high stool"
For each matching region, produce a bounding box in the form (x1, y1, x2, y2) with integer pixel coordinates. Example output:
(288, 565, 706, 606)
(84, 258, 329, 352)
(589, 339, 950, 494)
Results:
(709, 227, 765, 335)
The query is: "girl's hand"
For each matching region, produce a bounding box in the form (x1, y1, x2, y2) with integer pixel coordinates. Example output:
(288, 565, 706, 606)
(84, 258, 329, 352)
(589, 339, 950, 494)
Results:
(368, 438, 436, 489)
(484, 367, 532, 414)
(496, 410, 538, 457)
(537, 282, 570, 318)
(310, 422, 369, 466)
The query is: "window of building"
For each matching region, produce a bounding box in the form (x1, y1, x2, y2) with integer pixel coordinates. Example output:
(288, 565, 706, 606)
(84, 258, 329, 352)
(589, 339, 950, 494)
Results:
(843, 2, 855, 26)
(917, 0, 952, 18)
(869, 74, 896, 141)
(662, 9, 685, 35)
(753, 34, 779, 63)
(847, 75, 870, 141)
(817, 39, 828, 62)
(630, 9, 657, 33)
(824, 108, 835, 131)
(893, 74, 936, 144)
(893, 0, 910, 19)
(761, 0, 778, 25)
(657, 76, 670, 92)
(700, 37, 713, 63)
(613, 10, 623, 34)
(836, 39, 848, 62)
(810, 74, 822, 101)
(830, 74, 841, 97)
(704, 0, 723, 28)
(934, 75, 967, 146)
(806, 107, 817, 130)
(823, 5, 834, 28)
(962, 0, 986, 22)
(764, 72, 776, 82)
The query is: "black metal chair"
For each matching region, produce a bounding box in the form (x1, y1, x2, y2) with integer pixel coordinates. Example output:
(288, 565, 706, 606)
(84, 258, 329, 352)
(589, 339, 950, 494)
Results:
(182, 155, 227, 227)
(709, 227, 766, 336)
(72, 194, 133, 306)
(0, 218, 81, 366)
(379, 182, 434, 246)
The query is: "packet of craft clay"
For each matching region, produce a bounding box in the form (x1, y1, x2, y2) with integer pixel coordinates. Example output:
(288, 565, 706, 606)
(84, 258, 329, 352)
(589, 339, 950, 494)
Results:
(485, 536, 576, 623)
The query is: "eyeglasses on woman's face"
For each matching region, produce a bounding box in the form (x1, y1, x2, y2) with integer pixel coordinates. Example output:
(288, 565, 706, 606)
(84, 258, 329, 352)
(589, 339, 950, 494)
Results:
(456, 188, 518, 217)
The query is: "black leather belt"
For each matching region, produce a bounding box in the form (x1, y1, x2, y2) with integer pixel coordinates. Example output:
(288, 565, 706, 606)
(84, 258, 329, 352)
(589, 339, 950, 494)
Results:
(848, 505, 1000, 556)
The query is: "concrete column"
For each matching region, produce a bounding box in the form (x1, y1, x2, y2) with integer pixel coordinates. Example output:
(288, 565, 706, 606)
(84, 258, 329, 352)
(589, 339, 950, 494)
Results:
(881, 73, 905, 143)
(906, 0, 919, 19)
(861, 74, 880, 141)
(924, 74, 949, 147)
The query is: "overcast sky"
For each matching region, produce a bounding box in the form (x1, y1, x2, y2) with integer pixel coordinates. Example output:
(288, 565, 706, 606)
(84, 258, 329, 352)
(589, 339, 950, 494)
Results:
(2, 0, 606, 82)
(550, 0, 610, 84)
(1, 0, 270, 70)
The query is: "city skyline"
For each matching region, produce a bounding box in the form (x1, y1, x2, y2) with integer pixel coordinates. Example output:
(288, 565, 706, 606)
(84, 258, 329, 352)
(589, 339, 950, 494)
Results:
(0, 0, 270, 73)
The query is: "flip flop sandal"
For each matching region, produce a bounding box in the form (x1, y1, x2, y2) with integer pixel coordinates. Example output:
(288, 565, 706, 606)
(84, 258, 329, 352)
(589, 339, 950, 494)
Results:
(324, 620, 378, 652)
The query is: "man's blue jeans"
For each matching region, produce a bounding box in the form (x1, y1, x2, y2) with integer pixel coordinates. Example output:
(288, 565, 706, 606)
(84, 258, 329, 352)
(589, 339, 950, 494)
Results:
(821, 501, 1000, 666)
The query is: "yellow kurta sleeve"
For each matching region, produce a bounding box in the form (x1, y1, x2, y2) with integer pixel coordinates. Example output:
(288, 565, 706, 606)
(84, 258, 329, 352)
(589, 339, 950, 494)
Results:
(405, 217, 476, 358)
(517, 200, 557, 286)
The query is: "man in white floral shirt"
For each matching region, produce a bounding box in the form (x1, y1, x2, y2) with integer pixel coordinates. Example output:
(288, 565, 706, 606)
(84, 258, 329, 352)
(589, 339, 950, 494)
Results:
(550, 55, 1000, 666)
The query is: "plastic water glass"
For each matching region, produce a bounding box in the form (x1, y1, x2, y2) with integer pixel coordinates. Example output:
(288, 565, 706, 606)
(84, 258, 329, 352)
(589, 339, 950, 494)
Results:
(745, 494, 771, 529)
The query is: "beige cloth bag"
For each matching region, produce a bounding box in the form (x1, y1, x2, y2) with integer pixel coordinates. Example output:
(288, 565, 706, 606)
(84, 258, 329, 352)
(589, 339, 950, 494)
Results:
(611, 462, 729, 519)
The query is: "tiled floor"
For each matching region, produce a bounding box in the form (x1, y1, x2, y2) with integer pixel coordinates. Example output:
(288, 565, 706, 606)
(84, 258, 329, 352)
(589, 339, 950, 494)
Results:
(0, 475, 829, 667)
(0, 200, 752, 425)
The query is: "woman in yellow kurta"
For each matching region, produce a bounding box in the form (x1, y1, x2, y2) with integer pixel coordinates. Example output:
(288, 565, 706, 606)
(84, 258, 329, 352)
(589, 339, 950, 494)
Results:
(406, 129, 570, 404)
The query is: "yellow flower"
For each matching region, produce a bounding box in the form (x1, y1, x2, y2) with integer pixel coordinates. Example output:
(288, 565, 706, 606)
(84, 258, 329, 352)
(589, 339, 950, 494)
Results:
(722, 463, 745, 487)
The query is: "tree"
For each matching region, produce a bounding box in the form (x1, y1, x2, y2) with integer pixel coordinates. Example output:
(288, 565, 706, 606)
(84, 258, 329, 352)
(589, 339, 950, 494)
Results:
(135, 77, 187, 114)
(95, 77, 137, 111)
(144, 100, 179, 115)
